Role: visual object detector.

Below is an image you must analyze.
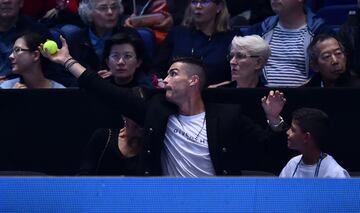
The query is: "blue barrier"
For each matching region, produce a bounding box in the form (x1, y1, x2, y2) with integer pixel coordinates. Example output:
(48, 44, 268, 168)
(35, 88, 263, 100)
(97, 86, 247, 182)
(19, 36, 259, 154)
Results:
(1, 177, 359, 212)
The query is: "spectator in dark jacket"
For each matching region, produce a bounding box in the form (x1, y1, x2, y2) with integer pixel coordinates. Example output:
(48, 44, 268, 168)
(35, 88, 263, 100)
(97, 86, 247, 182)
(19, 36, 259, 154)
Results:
(304, 34, 360, 87)
(57, 0, 140, 86)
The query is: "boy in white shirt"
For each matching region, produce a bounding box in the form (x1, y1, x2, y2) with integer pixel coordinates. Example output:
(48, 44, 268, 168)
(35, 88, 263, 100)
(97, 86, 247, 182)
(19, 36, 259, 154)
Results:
(280, 108, 350, 178)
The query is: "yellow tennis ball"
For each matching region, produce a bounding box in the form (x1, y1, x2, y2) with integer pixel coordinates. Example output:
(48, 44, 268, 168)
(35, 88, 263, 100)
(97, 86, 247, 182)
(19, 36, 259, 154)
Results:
(43, 40, 58, 55)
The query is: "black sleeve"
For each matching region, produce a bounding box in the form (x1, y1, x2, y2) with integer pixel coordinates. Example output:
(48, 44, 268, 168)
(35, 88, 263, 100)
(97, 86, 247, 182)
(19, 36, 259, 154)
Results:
(77, 128, 110, 175)
(235, 111, 288, 174)
(78, 69, 147, 126)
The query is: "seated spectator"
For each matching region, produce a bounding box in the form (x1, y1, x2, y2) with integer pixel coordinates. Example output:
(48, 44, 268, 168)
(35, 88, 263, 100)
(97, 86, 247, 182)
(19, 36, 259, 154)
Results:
(0, 0, 51, 78)
(208, 35, 271, 88)
(0, 31, 65, 89)
(98, 32, 153, 88)
(78, 86, 145, 175)
(304, 34, 360, 87)
(59, 0, 141, 87)
(40, 0, 84, 37)
(123, 0, 173, 45)
(280, 108, 350, 178)
(227, 0, 274, 26)
(152, 0, 239, 85)
(248, 0, 333, 87)
(339, 0, 360, 77)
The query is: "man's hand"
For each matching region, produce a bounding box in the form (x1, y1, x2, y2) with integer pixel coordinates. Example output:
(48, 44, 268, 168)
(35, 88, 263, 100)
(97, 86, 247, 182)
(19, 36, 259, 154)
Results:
(261, 90, 286, 124)
(39, 35, 71, 65)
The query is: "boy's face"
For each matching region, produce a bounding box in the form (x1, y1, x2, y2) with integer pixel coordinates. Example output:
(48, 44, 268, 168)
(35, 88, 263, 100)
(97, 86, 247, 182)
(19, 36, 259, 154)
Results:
(286, 120, 306, 151)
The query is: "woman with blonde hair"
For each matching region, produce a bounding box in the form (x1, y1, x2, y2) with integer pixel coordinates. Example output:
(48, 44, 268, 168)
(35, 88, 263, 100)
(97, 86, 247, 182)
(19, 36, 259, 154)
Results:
(152, 0, 239, 85)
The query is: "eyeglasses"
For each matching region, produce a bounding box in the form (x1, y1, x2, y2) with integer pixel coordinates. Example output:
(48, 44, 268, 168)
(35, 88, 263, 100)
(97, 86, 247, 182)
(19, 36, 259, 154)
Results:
(109, 53, 136, 62)
(95, 4, 120, 13)
(227, 52, 259, 61)
(12, 47, 32, 55)
(190, 0, 216, 7)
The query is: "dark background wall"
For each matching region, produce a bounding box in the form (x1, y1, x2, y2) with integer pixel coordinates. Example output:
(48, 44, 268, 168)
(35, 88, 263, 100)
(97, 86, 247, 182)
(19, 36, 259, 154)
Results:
(0, 88, 359, 175)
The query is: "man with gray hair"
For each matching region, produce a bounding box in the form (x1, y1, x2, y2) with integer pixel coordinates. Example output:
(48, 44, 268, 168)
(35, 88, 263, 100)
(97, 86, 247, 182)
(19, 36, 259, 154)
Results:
(209, 35, 270, 88)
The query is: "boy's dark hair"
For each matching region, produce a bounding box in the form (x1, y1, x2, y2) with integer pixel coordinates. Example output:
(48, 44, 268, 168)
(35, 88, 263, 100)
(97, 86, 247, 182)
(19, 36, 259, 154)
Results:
(170, 56, 208, 90)
(292, 108, 330, 150)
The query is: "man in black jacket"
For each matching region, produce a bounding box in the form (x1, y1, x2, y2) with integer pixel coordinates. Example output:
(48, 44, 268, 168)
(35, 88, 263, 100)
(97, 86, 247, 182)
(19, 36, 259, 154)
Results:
(42, 37, 287, 176)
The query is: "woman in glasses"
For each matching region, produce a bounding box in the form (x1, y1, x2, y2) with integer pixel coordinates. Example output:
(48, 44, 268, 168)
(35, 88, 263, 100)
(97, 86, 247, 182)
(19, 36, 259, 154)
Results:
(208, 35, 270, 88)
(152, 0, 240, 85)
(101, 32, 153, 88)
(0, 31, 65, 89)
(61, 0, 140, 87)
(78, 32, 152, 175)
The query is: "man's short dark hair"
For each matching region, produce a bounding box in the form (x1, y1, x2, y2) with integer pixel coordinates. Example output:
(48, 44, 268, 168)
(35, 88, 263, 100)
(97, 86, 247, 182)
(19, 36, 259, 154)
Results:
(292, 108, 330, 150)
(308, 34, 345, 65)
(170, 57, 208, 90)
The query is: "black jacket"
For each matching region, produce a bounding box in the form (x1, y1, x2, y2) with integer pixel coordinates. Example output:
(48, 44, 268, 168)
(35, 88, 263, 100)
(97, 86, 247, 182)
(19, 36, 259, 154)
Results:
(78, 70, 286, 176)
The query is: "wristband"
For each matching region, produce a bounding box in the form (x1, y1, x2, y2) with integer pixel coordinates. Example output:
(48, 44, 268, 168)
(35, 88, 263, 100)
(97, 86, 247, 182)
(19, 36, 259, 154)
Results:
(267, 116, 284, 128)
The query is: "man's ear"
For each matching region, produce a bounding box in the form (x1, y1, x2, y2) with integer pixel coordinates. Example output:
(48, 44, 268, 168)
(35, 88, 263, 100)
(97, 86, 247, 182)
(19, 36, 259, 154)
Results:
(189, 75, 200, 87)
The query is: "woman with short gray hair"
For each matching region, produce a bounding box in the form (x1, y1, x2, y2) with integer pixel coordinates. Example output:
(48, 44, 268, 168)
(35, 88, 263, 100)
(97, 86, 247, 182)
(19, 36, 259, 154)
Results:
(209, 35, 270, 88)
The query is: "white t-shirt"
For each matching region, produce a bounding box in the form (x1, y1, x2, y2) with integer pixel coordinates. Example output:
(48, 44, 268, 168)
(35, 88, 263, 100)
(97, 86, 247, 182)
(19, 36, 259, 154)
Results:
(161, 112, 215, 177)
(279, 154, 350, 178)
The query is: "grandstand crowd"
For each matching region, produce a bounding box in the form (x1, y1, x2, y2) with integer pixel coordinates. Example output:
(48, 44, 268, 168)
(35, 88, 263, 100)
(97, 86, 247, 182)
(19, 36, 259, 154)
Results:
(0, 0, 358, 177)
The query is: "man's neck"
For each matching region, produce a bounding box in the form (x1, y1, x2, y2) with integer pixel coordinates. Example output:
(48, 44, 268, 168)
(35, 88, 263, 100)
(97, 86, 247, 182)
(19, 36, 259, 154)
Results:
(278, 10, 307, 29)
(178, 94, 205, 116)
(302, 149, 322, 165)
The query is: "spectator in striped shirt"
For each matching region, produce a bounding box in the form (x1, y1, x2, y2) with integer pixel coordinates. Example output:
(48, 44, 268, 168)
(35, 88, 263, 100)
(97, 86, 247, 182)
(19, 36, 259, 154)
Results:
(248, 0, 333, 88)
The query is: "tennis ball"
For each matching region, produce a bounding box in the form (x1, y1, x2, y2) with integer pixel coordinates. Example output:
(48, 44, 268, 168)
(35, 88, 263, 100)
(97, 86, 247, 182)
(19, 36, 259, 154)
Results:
(43, 40, 58, 55)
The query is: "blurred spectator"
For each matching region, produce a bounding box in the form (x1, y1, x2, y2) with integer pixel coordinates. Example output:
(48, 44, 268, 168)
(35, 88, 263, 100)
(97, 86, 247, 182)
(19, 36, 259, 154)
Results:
(78, 87, 146, 176)
(152, 0, 239, 85)
(248, 0, 333, 87)
(0, 0, 51, 78)
(304, 34, 360, 87)
(339, 0, 360, 77)
(279, 108, 350, 178)
(59, 0, 140, 86)
(40, 0, 84, 37)
(208, 35, 271, 88)
(227, 0, 274, 26)
(0, 31, 65, 89)
(122, 0, 173, 45)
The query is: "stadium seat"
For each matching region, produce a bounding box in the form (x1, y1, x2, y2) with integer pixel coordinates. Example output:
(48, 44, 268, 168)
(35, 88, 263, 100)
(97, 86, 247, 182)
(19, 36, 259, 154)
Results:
(317, 4, 358, 25)
(136, 27, 156, 59)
